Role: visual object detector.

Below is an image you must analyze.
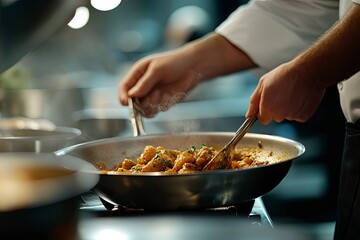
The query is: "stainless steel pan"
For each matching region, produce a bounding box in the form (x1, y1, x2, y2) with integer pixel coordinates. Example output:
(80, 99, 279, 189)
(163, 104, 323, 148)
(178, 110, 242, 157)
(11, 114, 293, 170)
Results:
(55, 131, 305, 211)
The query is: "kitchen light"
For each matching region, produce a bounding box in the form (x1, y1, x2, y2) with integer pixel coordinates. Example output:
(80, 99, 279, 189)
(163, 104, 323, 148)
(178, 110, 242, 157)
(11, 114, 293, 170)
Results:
(90, 0, 122, 11)
(68, 6, 90, 29)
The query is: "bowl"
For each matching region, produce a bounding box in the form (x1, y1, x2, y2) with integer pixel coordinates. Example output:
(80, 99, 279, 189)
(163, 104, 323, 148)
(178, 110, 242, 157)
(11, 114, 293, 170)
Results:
(0, 153, 98, 211)
(0, 153, 99, 239)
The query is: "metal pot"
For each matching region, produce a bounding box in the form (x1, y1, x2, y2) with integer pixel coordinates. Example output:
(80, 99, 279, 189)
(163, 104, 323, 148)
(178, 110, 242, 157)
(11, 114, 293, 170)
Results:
(56, 132, 305, 211)
(0, 87, 85, 127)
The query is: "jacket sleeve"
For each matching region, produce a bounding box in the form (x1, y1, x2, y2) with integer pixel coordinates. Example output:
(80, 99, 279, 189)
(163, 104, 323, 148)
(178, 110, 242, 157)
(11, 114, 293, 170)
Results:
(215, 0, 339, 72)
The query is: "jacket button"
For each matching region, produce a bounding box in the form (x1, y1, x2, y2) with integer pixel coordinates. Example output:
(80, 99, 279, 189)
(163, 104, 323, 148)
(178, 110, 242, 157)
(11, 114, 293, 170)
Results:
(338, 82, 343, 91)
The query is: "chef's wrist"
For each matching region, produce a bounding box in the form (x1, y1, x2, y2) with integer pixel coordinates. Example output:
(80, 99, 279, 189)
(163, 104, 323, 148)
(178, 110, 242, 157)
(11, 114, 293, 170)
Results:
(179, 33, 223, 81)
(180, 32, 257, 82)
(290, 52, 333, 92)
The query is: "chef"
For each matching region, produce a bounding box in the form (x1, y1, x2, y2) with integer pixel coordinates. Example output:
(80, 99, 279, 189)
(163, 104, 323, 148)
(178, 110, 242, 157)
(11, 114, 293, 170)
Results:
(118, 0, 360, 239)
(245, 1, 360, 239)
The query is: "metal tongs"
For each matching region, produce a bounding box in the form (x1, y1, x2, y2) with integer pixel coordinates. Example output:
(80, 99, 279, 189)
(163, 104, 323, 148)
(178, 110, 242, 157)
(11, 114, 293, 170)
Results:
(203, 115, 257, 171)
(128, 97, 146, 136)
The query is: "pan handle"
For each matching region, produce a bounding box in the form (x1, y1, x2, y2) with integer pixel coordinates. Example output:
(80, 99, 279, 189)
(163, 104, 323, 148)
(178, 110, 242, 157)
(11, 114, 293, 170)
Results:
(128, 98, 147, 137)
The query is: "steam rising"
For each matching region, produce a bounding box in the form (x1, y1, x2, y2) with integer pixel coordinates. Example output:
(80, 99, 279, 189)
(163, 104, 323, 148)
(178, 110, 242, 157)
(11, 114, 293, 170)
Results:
(142, 91, 187, 118)
(158, 91, 187, 112)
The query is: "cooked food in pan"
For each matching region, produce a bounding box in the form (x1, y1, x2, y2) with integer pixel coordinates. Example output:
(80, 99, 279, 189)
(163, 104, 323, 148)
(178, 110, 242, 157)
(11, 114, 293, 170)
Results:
(97, 143, 281, 174)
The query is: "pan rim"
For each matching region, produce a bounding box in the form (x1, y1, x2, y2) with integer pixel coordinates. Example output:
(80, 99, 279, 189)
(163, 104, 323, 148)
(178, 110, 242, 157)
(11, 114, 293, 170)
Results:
(55, 132, 305, 177)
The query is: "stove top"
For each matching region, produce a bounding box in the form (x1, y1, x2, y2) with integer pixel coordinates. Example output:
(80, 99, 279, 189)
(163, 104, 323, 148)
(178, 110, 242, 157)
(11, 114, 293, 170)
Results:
(77, 191, 275, 240)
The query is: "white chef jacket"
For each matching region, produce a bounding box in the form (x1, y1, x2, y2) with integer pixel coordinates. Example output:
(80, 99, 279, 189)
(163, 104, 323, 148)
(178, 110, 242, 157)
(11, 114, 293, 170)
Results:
(216, 0, 360, 123)
(338, 0, 360, 123)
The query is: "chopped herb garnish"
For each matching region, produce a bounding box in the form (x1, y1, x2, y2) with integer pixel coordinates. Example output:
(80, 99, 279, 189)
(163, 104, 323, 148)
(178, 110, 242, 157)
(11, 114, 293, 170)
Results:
(161, 159, 172, 167)
(131, 166, 139, 171)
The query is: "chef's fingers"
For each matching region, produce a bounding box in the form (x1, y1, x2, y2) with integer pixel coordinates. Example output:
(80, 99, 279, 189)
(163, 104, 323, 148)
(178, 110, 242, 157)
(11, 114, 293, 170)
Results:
(128, 67, 161, 98)
(258, 103, 273, 125)
(247, 78, 274, 125)
(118, 59, 151, 105)
(118, 82, 130, 106)
(246, 81, 262, 119)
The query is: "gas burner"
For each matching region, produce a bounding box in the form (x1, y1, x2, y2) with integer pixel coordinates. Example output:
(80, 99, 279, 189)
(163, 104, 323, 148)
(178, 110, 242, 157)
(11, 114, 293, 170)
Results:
(79, 191, 273, 228)
(98, 197, 255, 216)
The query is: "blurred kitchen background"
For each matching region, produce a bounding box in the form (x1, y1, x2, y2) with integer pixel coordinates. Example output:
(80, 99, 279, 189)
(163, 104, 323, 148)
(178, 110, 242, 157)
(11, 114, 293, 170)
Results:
(0, 0, 345, 237)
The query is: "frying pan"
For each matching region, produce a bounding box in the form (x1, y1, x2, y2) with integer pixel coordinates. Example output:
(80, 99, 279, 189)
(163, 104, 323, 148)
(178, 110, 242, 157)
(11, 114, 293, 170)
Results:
(55, 131, 305, 211)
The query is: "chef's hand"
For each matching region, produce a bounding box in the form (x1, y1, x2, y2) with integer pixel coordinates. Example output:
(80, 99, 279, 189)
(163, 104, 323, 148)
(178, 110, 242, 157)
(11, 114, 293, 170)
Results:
(119, 33, 257, 118)
(118, 49, 202, 118)
(246, 61, 325, 124)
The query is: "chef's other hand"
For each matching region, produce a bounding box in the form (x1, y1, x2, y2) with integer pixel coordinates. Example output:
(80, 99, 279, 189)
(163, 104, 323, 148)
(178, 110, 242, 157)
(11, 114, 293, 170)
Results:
(119, 33, 257, 118)
(118, 50, 202, 118)
(246, 62, 325, 125)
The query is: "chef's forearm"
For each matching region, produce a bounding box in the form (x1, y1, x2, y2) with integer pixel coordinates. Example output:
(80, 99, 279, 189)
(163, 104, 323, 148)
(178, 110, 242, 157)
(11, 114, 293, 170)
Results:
(294, 3, 360, 89)
(180, 32, 257, 81)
